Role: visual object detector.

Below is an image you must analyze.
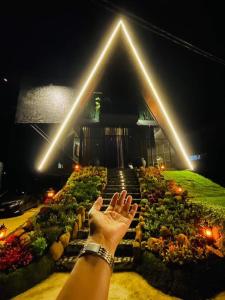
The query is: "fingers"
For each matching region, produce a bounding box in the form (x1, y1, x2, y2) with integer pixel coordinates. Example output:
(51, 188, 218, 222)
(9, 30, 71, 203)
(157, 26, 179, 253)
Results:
(105, 191, 136, 217)
(114, 190, 127, 213)
(122, 195, 132, 214)
(89, 197, 103, 216)
(106, 192, 119, 212)
(118, 190, 127, 206)
(106, 190, 127, 213)
(128, 203, 138, 220)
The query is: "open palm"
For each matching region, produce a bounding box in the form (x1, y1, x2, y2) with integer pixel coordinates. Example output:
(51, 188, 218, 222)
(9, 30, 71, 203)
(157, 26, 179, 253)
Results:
(88, 191, 138, 255)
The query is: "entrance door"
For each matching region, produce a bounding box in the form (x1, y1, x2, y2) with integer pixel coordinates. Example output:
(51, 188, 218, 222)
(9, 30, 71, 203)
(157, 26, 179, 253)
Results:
(79, 125, 155, 167)
(104, 128, 128, 168)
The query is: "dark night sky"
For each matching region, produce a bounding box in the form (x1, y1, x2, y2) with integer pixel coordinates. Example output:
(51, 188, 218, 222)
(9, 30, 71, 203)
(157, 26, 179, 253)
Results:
(0, 1, 225, 185)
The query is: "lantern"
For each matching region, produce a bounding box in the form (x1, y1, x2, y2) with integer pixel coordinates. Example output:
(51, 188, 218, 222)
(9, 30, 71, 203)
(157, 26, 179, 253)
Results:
(44, 188, 55, 204)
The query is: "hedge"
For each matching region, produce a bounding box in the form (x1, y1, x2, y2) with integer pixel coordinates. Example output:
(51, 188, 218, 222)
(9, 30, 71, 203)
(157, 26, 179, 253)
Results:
(0, 255, 55, 299)
(136, 250, 225, 300)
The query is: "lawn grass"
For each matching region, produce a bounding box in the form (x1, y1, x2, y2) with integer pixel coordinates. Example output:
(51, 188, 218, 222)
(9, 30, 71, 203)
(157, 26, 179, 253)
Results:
(163, 171, 225, 214)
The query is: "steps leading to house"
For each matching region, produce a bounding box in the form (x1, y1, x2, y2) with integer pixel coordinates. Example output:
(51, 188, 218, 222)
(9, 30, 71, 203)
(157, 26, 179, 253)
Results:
(56, 168, 141, 272)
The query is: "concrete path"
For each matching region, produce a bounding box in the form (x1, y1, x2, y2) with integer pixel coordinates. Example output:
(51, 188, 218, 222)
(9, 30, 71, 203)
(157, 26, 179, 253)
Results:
(13, 272, 180, 300)
(12, 271, 225, 300)
(0, 206, 41, 236)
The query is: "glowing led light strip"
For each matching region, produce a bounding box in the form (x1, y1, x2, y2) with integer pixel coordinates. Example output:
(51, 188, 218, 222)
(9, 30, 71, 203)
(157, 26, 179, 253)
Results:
(38, 19, 193, 171)
(120, 22, 193, 170)
(38, 21, 122, 170)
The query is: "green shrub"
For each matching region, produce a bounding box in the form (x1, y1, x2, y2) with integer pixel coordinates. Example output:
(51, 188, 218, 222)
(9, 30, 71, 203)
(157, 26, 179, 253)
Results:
(42, 226, 63, 244)
(136, 250, 225, 300)
(140, 167, 225, 265)
(31, 237, 48, 257)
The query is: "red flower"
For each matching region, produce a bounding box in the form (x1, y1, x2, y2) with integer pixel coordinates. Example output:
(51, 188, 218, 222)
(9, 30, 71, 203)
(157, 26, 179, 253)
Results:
(0, 239, 33, 271)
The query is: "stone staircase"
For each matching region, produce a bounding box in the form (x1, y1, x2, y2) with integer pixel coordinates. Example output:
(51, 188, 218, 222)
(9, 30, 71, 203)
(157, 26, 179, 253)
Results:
(56, 168, 141, 272)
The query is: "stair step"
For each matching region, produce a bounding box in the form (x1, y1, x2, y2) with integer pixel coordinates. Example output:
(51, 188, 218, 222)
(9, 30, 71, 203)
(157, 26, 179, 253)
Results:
(105, 188, 139, 190)
(104, 187, 140, 191)
(103, 198, 141, 204)
(108, 177, 138, 180)
(77, 228, 136, 240)
(65, 239, 135, 257)
(103, 192, 141, 196)
(106, 184, 140, 187)
(104, 190, 140, 194)
(84, 217, 139, 228)
(100, 204, 141, 212)
(107, 180, 137, 186)
(56, 255, 134, 272)
(108, 180, 138, 182)
(108, 176, 138, 179)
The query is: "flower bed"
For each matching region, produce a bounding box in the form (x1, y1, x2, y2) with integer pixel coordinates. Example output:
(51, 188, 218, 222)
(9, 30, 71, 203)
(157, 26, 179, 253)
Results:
(135, 167, 225, 299)
(136, 250, 225, 300)
(0, 255, 54, 299)
(0, 166, 107, 299)
(54, 166, 107, 204)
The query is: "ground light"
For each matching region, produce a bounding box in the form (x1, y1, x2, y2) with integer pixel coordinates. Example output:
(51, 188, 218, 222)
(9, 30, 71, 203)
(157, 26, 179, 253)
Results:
(37, 18, 193, 171)
(177, 186, 183, 193)
(74, 164, 81, 171)
(0, 224, 7, 240)
(47, 191, 55, 198)
(200, 226, 214, 241)
(205, 228, 213, 238)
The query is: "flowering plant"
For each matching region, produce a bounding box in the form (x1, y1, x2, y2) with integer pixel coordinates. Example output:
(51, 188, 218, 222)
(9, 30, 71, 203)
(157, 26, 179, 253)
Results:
(0, 237, 33, 272)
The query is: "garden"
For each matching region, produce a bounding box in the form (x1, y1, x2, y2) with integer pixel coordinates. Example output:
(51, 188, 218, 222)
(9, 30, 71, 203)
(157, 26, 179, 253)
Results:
(0, 165, 225, 299)
(0, 166, 107, 299)
(135, 167, 225, 299)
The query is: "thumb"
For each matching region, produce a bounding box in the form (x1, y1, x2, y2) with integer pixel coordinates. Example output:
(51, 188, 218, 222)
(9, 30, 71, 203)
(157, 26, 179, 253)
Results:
(92, 197, 103, 212)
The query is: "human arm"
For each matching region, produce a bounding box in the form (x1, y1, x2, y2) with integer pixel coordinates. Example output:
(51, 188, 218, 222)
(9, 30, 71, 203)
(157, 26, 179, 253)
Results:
(56, 190, 138, 300)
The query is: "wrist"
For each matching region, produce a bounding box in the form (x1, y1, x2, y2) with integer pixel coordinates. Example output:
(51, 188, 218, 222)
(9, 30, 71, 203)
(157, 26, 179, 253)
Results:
(87, 234, 116, 256)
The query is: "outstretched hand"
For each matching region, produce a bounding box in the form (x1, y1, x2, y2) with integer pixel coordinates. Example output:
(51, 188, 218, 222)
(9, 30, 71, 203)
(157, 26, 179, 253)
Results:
(87, 190, 138, 256)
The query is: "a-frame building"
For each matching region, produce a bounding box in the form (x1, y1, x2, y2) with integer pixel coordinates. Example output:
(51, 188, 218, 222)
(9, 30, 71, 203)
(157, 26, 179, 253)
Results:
(34, 19, 193, 171)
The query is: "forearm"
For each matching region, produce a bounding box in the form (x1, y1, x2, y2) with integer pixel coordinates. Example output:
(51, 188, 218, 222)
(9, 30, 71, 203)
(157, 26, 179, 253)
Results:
(57, 235, 115, 300)
(57, 255, 112, 300)
(56, 192, 137, 300)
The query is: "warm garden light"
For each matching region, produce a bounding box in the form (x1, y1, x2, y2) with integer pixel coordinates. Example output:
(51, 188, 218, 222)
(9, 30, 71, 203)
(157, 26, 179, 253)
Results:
(74, 164, 81, 171)
(37, 18, 193, 171)
(47, 191, 54, 198)
(204, 228, 213, 238)
(0, 224, 7, 240)
(200, 226, 214, 240)
(44, 188, 55, 204)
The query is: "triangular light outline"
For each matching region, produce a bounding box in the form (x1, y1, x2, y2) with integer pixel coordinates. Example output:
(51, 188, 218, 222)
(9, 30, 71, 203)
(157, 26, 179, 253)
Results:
(38, 19, 193, 171)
